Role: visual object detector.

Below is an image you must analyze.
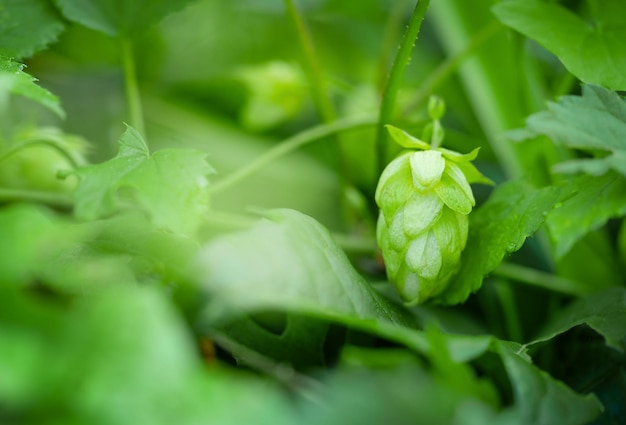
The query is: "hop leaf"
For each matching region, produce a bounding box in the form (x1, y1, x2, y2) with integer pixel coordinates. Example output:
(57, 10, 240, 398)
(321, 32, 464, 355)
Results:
(376, 126, 491, 304)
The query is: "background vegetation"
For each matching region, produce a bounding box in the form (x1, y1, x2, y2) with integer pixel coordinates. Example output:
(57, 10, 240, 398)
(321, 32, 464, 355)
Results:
(0, 0, 624, 424)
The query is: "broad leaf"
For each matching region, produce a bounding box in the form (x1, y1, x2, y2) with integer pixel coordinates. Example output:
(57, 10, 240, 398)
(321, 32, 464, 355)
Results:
(515, 85, 626, 178)
(54, 0, 196, 37)
(529, 287, 626, 353)
(0, 58, 64, 118)
(547, 173, 626, 259)
(0, 0, 65, 59)
(197, 209, 415, 327)
(72, 125, 214, 235)
(493, 0, 626, 90)
(434, 180, 575, 305)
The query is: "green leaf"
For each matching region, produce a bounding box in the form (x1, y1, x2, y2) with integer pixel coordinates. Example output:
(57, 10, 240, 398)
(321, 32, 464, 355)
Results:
(530, 287, 626, 353)
(0, 204, 60, 285)
(54, 0, 196, 37)
(517, 85, 626, 178)
(197, 208, 416, 327)
(493, 0, 626, 90)
(547, 173, 626, 259)
(434, 180, 575, 305)
(386, 125, 431, 150)
(210, 314, 329, 370)
(496, 341, 603, 425)
(0, 0, 65, 59)
(62, 285, 198, 424)
(72, 125, 214, 235)
(0, 58, 64, 118)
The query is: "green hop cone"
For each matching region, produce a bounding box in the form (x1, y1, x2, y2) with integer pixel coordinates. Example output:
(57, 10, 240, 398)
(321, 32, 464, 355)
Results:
(376, 125, 492, 304)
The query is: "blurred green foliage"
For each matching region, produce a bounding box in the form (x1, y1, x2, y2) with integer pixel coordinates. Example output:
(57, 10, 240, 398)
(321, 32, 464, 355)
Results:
(1, 0, 625, 424)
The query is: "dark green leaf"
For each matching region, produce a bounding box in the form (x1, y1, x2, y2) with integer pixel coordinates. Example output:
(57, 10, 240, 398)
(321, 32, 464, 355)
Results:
(496, 341, 603, 425)
(212, 314, 329, 370)
(434, 180, 574, 304)
(0, 0, 64, 59)
(517, 85, 626, 178)
(547, 173, 626, 259)
(493, 0, 626, 90)
(72, 125, 214, 235)
(54, 0, 196, 37)
(530, 287, 626, 353)
(0, 58, 64, 118)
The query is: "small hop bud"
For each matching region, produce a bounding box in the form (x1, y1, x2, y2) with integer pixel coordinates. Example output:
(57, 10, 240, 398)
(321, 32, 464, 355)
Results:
(428, 95, 446, 121)
(376, 125, 491, 304)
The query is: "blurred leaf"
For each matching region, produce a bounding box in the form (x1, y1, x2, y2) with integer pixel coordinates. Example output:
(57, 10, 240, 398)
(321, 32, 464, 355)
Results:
(237, 61, 308, 131)
(0, 204, 60, 285)
(144, 96, 342, 227)
(0, 58, 64, 117)
(61, 285, 199, 424)
(547, 173, 626, 259)
(517, 85, 626, 177)
(0, 0, 65, 59)
(493, 0, 626, 90)
(434, 180, 574, 304)
(300, 365, 501, 425)
(197, 208, 415, 327)
(530, 287, 626, 353)
(72, 125, 214, 235)
(556, 230, 622, 290)
(0, 286, 71, 419)
(54, 0, 196, 37)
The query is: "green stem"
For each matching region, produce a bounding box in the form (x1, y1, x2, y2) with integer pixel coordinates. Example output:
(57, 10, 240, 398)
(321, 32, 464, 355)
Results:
(0, 139, 82, 169)
(402, 20, 503, 114)
(121, 38, 145, 137)
(493, 279, 524, 342)
(283, 0, 335, 125)
(376, 0, 431, 175)
(429, 1, 525, 180)
(331, 232, 378, 255)
(210, 332, 325, 402)
(376, 0, 413, 93)
(553, 70, 577, 98)
(209, 115, 377, 195)
(493, 262, 590, 296)
(0, 188, 73, 207)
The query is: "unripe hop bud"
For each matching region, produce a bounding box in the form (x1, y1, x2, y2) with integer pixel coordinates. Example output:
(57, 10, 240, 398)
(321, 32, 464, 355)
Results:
(376, 126, 491, 304)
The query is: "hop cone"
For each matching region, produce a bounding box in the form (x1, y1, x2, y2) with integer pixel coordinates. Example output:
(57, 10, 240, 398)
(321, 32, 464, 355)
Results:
(376, 126, 491, 304)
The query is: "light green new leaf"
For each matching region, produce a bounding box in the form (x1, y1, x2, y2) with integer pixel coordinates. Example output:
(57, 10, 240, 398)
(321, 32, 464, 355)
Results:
(529, 287, 626, 353)
(0, 0, 65, 59)
(197, 208, 416, 328)
(493, 0, 626, 90)
(496, 341, 603, 425)
(547, 173, 626, 259)
(434, 180, 575, 305)
(0, 58, 64, 118)
(72, 125, 214, 235)
(518, 85, 626, 178)
(54, 0, 196, 37)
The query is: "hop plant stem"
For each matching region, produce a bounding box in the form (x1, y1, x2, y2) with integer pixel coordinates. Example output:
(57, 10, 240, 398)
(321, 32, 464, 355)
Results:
(376, 0, 431, 175)
(121, 38, 145, 138)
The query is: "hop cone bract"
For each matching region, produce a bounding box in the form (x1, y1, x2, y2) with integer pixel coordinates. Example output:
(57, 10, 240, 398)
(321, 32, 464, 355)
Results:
(376, 126, 491, 304)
